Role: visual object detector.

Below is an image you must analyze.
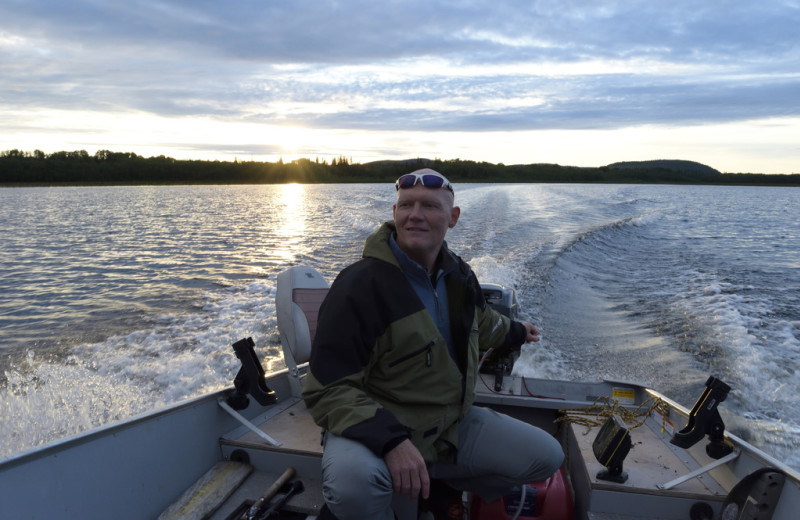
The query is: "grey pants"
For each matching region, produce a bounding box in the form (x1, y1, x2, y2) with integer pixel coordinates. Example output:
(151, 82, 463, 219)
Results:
(320, 406, 564, 520)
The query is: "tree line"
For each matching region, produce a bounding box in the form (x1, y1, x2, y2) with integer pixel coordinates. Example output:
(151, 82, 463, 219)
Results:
(1, 149, 798, 186)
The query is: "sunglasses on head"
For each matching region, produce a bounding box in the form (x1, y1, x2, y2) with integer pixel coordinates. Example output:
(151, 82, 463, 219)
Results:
(395, 172, 454, 193)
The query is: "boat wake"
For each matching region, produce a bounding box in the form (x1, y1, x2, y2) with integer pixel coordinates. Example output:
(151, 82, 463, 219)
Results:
(531, 201, 800, 474)
(0, 278, 286, 460)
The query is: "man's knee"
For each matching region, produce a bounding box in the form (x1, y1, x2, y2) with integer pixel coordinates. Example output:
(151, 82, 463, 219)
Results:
(463, 407, 564, 483)
(522, 433, 564, 482)
(321, 434, 394, 518)
(324, 458, 392, 497)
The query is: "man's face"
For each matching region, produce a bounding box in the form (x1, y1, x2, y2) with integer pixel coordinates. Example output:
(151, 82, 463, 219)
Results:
(393, 184, 460, 269)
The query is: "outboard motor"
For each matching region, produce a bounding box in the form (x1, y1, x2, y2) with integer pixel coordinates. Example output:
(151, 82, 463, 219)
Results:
(482, 283, 519, 320)
(480, 283, 520, 391)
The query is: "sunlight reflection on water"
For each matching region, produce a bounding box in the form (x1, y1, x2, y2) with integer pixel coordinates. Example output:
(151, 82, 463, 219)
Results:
(270, 183, 308, 264)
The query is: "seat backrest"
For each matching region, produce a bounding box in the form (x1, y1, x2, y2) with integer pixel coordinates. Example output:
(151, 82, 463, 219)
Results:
(276, 266, 329, 367)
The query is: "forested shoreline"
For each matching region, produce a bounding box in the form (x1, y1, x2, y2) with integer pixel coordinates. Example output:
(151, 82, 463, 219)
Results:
(2, 149, 798, 186)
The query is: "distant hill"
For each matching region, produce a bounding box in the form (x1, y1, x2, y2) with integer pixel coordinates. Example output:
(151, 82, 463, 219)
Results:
(3, 149, 799, 185)
(607, 160, 720, 176)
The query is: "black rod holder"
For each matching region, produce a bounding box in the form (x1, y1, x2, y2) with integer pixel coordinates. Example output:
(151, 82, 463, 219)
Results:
(670, 376, 733, 459)
(225, 337, 277, 410)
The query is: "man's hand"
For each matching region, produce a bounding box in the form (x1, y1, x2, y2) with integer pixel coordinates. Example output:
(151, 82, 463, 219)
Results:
(384, 439, 430, 500)
(522, 321, 540, 342)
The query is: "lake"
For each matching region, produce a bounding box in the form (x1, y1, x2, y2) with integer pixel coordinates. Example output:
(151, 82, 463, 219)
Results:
(1, 183, 798, 472)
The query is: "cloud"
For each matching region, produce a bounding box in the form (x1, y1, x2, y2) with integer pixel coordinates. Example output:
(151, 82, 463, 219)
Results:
(1, 1, 799, 171)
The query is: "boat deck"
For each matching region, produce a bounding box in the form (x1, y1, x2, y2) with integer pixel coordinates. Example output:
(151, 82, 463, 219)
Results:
(168, 389, 738, 520)
(222, 398, 323, 455)
(207, 468, 325, 519)
(567, 413, 731, 519)
(213, 397, 326, 519)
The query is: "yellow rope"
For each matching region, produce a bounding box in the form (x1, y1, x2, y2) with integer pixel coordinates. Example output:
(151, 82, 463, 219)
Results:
(556, 395, 668, 435)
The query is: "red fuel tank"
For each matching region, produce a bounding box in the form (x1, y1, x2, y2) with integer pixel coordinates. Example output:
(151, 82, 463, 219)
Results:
(469, 466, 573, 520)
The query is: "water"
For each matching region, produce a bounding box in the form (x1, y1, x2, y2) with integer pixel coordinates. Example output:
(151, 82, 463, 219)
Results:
(1, 183, 799, 472)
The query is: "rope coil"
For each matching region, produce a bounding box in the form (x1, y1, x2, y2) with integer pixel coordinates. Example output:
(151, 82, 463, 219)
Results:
(556, 395, 668, 434)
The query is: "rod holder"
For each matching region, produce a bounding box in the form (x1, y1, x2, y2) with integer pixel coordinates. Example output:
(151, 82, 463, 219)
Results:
(670, 376, 733, 459)
(225, 337, 277, 410)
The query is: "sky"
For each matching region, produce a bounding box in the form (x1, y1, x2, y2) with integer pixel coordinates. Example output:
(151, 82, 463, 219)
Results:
(1, 1, 799, 174)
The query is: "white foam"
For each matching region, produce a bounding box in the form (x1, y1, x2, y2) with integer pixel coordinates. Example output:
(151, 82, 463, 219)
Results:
(467, 255, 568, 379)
(513, 340, 569, 380)
(0, 278, 285, 459)
(339, 210, 381, 233)
(668, 273, 800, 461)
(468, 255, 519, 290)
(630, 211, 661, 227)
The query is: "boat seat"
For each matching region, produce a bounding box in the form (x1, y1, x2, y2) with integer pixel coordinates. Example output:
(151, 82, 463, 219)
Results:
(276, 266, 329, 397)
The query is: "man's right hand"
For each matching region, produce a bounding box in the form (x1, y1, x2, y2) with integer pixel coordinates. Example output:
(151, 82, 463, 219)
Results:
(384, 439, 430, 500)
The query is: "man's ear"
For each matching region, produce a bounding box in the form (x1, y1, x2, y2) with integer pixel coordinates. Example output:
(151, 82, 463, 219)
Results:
(449, 206, 461, 228)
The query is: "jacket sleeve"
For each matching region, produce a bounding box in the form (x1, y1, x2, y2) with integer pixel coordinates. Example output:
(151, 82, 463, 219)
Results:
(301, 261, 414, 457)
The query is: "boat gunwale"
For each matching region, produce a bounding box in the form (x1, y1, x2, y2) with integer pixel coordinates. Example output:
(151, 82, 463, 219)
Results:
(0, 368, 294, 470)
(3, 369, 798, 491)
(642, 385, 800, 485)
(475, 374, 800, 485)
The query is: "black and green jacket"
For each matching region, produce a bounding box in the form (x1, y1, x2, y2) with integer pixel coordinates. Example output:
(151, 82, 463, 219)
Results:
(302, 222, 527, 462)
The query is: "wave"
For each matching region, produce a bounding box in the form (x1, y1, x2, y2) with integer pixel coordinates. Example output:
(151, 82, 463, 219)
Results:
(0, 279, 285, 459)
(537, 199, 800, 472)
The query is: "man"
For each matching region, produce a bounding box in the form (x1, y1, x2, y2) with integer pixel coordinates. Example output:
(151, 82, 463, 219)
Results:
(303, 169, 564, 520)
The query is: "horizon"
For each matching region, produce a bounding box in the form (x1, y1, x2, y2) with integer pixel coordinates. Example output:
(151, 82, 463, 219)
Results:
(6, 149, 796, 177)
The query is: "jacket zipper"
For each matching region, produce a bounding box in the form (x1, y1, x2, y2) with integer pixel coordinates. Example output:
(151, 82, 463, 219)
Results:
(432, 280, 441, 321)
(388, 341, 434, 368)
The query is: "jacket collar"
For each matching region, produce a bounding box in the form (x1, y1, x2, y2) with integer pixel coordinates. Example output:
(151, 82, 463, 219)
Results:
(365, 221, 459, 276)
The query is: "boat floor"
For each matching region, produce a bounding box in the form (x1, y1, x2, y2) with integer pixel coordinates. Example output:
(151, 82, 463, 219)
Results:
(181, 396, 735, 520)
(570, 417, 729, 496)
(213, 398, 326, 519)
(207, 468, 324, 520)
(226, 398, 323, 455)
(567, 414, 730, 519)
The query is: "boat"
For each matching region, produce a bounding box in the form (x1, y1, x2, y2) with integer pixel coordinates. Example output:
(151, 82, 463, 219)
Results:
(1, 265, 798, 520)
